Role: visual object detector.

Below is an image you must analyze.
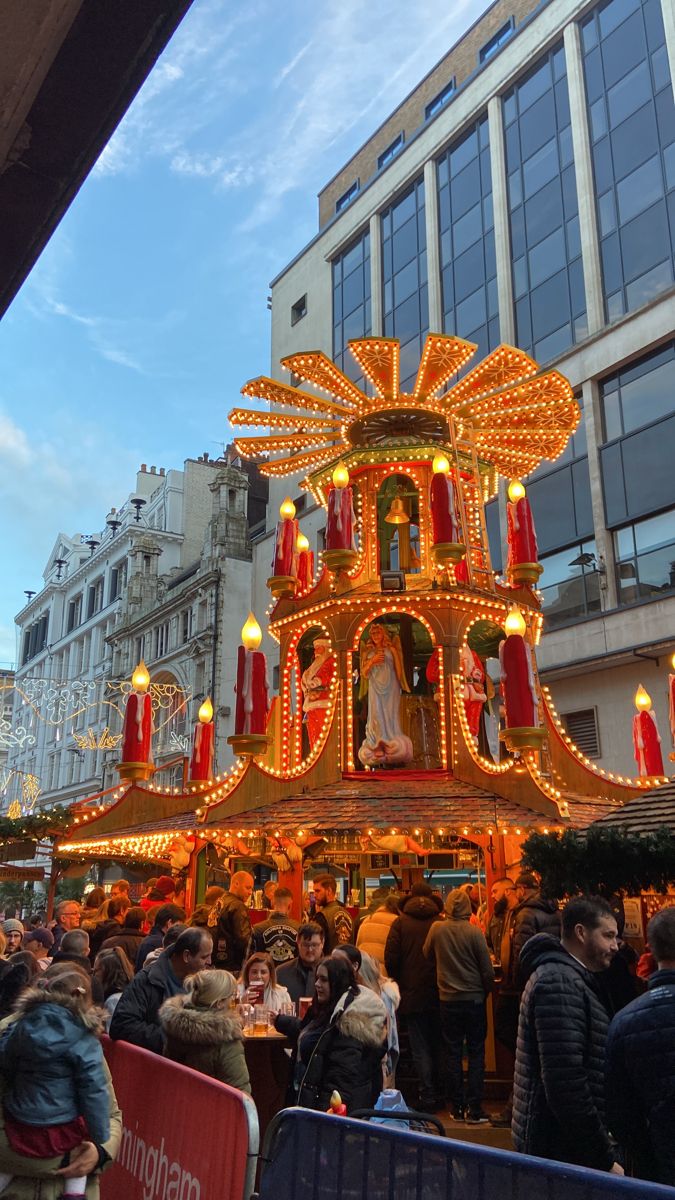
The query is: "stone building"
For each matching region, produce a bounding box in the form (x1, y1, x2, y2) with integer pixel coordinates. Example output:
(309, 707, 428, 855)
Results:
(6, 452, 265, 811)
(252, 0, 675, 777)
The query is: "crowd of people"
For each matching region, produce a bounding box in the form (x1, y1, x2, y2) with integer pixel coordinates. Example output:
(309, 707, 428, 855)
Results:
(0, 867, 672, 1192)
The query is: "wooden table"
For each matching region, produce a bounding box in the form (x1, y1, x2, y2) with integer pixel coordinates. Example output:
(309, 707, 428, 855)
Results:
(243, 1029, 290, 1144)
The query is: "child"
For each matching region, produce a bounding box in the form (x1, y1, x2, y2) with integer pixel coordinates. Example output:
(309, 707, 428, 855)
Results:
(0, 969, 109, 1198)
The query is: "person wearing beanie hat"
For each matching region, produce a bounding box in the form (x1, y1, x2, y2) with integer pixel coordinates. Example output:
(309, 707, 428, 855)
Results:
(154, 876, 175, 898)
(423, 888, 494, 1123)
(2, 920, 24, 954)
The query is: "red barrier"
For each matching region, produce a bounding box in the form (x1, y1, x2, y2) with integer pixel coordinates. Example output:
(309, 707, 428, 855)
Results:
(102, 1036, 258, 1200)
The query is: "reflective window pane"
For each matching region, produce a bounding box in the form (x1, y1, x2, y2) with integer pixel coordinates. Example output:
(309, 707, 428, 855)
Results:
(332, 230, 371, 384)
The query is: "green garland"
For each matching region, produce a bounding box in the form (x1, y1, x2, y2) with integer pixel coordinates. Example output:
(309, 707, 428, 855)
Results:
(521, 826, 675, 898)
(0, 807, 74, 844)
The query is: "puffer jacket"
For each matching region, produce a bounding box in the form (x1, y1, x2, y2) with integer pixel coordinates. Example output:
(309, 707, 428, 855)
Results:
(510, 894, 561, 985)
(356, 909, 399, 964)
(384, 895, 442, 1014)
(159, 997, 250, 1093)
(109, 950, 184, 1052)
(297, 987, 387, 1113)
(512, 933, 615, 1172)
(605, 967, 675, 1185)
(0, 987, 109, 1145)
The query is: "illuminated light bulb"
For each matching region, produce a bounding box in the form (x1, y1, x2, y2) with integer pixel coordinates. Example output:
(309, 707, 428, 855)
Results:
(279, 497, 296, 520)
(241, 611, 262, 651)
(634, 684, 652, 712)
(198, 697, 213, 724)
(432, 453, 450, 475)
(507, 478, 526, 503)
(671, 651, 675, 671)
(332, 463, 349, 488)
(131, 660, 150, 692)
(296, 531, 310, 554)
(504, 605, 527, 638)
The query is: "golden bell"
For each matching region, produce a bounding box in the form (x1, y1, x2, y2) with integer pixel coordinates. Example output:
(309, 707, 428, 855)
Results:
(384, 497, 409, 525)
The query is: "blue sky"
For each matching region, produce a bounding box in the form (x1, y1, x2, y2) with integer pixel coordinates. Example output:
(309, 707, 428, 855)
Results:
(0, 0, 483, 664)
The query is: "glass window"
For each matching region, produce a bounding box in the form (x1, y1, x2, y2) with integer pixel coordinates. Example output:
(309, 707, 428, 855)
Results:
(425, 79, 455, 121)
(539, 540, 601, 628)
(615, 509, 675, 603)
(336, 180, 359, 213)
(601, 340, 675, 438)
(582, 0, 675, 317)
(332, 230, 371, 385)
(378, 134, 404, 171)
(381, 180, 427, 390)
(437, 116, 497, 358)
(479, 19, 513, 65)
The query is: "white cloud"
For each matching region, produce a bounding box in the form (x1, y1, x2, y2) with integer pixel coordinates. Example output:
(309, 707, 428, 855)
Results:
(274, 41, 312, 88)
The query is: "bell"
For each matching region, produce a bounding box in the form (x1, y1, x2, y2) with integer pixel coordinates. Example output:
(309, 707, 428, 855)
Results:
(384, 496, 409, 525)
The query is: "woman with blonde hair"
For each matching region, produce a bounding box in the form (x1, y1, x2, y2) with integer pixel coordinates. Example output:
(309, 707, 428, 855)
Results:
(359, 951, 400, 1088)
(159, 970, 250, 1092)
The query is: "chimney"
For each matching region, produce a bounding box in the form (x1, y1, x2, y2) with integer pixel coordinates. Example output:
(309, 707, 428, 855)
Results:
(150, 466, 156, 474)
(140, 463, 147, 472)
(159, 467, 165, 476)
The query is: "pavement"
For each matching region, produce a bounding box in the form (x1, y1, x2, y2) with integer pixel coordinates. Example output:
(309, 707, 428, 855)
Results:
(439, 1107, 513, 1151)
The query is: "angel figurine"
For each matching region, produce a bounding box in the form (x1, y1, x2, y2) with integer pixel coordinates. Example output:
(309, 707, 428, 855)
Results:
(358, 623, 413, 767)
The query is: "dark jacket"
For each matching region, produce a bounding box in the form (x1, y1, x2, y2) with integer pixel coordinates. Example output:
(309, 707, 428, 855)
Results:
(297, 987, 387, 1113)
(87, 920, 123, 961)
(512, 933, 614, 1172)
(384, 895, 442, 1014)
(135, 926, 163, 972)
(0, 986, 109, 1145)
(423, 913, 494, 1002)
(207, 893, 252, 972)
(99, 928, 144, 969)
(276, 957, 317, 1004)
(251, 913, 300, 964)
(315, 900, 353, 953)
(109, 951, 184, 1053)
(605, 967, 675, 1185)
(510, 893, 561, 986)
(159, 997, 250, 1093)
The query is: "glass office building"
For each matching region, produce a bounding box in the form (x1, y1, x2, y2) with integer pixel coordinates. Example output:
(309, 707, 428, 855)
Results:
(269, 0, 675, 773)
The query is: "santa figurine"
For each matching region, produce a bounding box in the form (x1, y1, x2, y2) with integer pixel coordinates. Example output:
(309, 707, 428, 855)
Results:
(301, 637, 336, 749)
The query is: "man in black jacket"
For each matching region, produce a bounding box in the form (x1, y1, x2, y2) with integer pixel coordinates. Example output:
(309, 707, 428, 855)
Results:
(605, 906, 675, 1186)
(384, 883, 443, 1110)
(312, 875, 353, 952)
(511, 873, 561, 974)
(110, 928, 212, 1053)
(250, 887, 300, 964)
(135, 903, 186, 971)
(277, 923, 324, 1002)
(513, 895, 622, 1174)
(207, 871, 253, 972)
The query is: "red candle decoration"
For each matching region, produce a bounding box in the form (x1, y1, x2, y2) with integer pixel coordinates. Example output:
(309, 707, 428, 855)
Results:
(189, 697, 215, 782)
(669, 658, 675, 752)
(296, 532, 314, 592)
(633, 686, 664, 776)
(498, 607, 545, 751)
(273, 497, 299, 576)
(506, 479, 542, 586)
(326, 464, 356, 553)
(234, 613, 269, 735)
(119, 660, 153, 781)
(429, 454, 465, 565)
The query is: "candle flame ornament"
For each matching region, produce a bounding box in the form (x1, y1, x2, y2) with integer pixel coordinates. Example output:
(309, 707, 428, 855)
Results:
(332, 463, 350, 489)
(229, 611, 271, 759)
(241, 612, 262, 652)
(499, 626, 546, 753)
(506, 479, 542, 586)
(268, 499, 300, 599)
(117, 661, 154, 782)
(507, 478, 526, 503)
(324, 460, 358, 573)
(504, 605, 527, 638)
(430, 458, 466, 566)
(296, 531, 314, 592)
(189, 696, 215, 783)
(632, 684, 664, 776)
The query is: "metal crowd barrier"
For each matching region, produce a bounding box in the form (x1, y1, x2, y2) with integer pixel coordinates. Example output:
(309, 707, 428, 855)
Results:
(103, 1036, 259, 1200)
(255, 1108, 675, 1200)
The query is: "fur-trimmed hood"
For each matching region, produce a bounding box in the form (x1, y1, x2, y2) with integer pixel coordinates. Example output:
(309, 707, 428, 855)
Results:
(159, 995, 243, 1046)
(14, 984, 105, 1036)
(333, 986, 387, 1049)
(380, 978, 400, 1011)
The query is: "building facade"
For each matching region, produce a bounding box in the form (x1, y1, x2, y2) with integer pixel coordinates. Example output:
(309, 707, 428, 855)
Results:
(255, 0, 675, 777)
(6, 453, 263, 813)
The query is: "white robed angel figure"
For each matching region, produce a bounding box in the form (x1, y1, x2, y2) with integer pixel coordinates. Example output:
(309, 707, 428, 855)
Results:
(358, 623, 414, 766)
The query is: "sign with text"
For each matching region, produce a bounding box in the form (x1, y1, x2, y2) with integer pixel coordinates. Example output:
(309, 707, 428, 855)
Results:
(0, 865, 44, 881)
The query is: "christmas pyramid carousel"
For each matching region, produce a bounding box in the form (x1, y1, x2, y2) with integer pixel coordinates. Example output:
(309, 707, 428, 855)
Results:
(58, 335, 669, 906)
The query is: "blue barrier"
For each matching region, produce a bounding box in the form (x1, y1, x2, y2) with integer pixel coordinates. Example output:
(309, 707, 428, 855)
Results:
(256, 1109, 675, 1200)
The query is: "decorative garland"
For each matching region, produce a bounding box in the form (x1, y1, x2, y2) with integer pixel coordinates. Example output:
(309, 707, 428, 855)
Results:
(0, 807, 73, 844)
(522, 826, 675, 898)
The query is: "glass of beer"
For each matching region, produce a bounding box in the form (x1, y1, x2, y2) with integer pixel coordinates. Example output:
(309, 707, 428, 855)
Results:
(254, 1004, 268, 1035)
(298, 997, 312, 1019)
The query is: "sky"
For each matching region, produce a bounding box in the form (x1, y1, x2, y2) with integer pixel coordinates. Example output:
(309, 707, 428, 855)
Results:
(0, 0, 484, 665)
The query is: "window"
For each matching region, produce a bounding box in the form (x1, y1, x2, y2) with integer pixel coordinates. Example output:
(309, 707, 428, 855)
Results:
(425, 79, 455, 121)
(581, 0, 675, 319)
(332, 230, 371, 385)
(291, 295, 307, 325)
(109, 560, 127, 602)
(615, 509, 675, 603)
(539, 540, 601, 627)
(336, 180, 360, 213)
(437, 116, 498, 362)
(601, 341, 675, 440)
(381, 177, 428, 390)
(181, 609, 192, 644)
(561, 708, 600, 757)
(66, 595, 82, 634)
(87, 578, 103, 619)
(479, 19, 514, 64)
(134, 635, 145, 662)
(378, 134, 404, 171)
(504, 44, 586, 359)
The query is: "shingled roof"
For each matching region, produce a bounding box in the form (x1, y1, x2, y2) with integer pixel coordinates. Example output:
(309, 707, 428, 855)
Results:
(592, 779, 675, 834)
